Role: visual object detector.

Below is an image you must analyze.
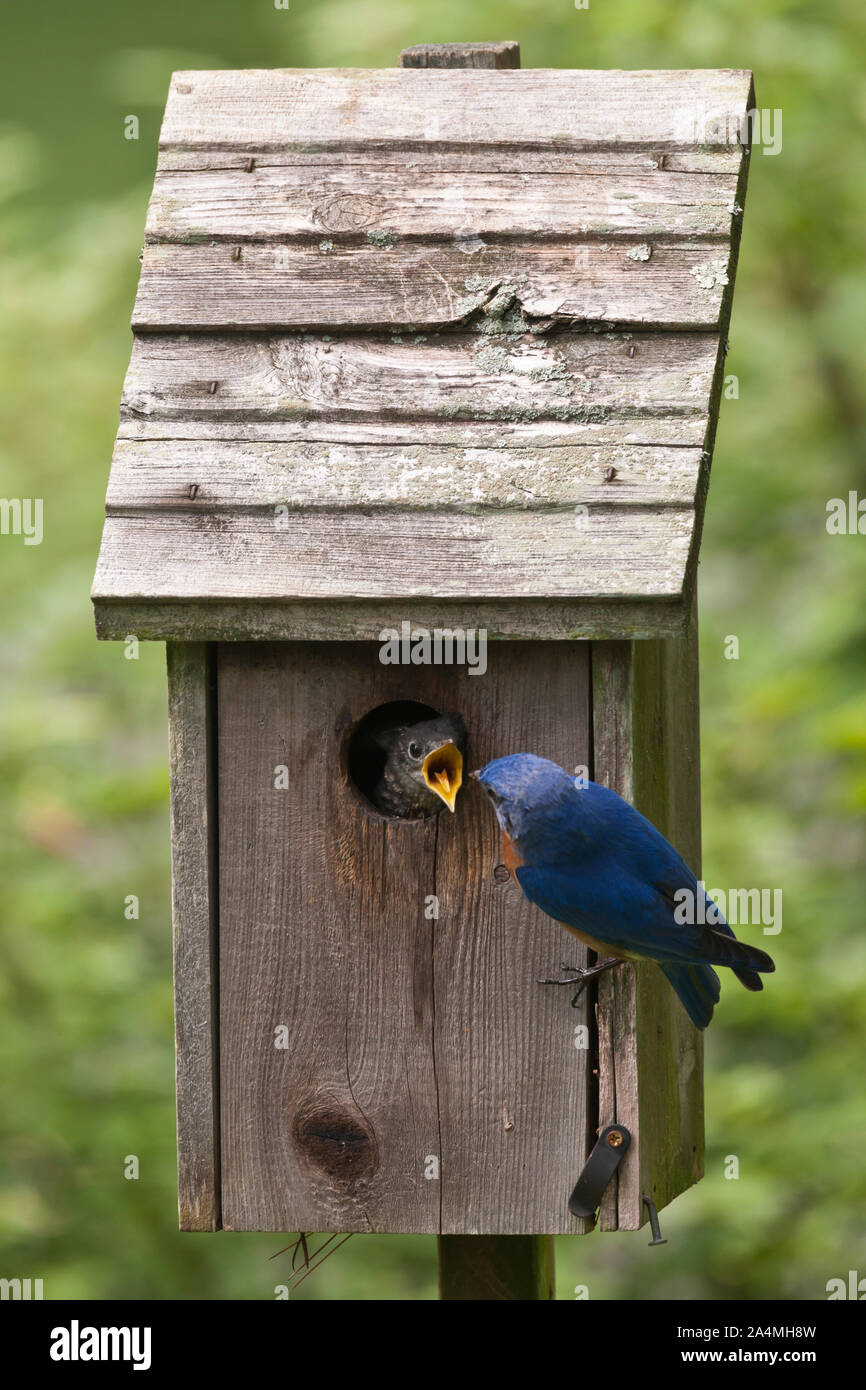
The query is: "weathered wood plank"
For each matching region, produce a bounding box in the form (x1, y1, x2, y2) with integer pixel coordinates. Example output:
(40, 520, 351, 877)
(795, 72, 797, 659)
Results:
(132, 238, 734, 331)
(94, 65, 751, 642)
(159, 69, 753, 152)
(157, 145, 745, 176)
(95, 597, 688, 644)
(591, 593, 704, 1232)
(121, 331, 717, 424)
(217, 640, 592, 1233)
(166, 642, 220, 1231)
(117, 414, 709, 449)
(93, 507, 693, 602)
(625, 593, 704, 1228)
(145, 166, 739, 242)
(431, 643, 593, 1234)
(105, 440, 705, 511)
(591, 639, 639, 1230)
(217, 642, 442, 1232)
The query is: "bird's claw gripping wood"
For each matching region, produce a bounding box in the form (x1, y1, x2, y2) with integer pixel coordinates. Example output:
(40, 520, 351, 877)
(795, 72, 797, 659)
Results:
(537, 958, 623, 1006)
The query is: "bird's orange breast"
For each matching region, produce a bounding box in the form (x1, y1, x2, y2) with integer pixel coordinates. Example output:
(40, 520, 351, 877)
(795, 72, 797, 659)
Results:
(501, 830, 524, 877)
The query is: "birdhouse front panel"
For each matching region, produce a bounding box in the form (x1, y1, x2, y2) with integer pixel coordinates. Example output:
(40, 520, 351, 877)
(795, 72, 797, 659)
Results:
(216, 641, 592, 1233)
(93, 64, 753, 1236)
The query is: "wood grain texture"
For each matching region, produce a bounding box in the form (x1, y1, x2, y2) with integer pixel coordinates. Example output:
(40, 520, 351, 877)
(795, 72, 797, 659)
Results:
(121, 330, 716, 425)
(217, 640, 593, 1233)
(156, 146, 744, 175)
(158, 69, 753, 151)
(217, 642, 440, 1232)
(105, 440, 705, 512)
(132, 238, 733, 332)
(93, 507, 694, 601)
(400, 41, 520, 69)
(94, 597, 687, 644)
(145, 165, 739, 242)
(166, 642, 220, 1230)
(591, 594, 704, 1232)
(117, 414, 707, 449)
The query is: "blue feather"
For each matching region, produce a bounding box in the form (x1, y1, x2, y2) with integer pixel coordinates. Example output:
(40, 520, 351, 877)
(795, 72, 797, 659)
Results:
(659, 963, 721, 1030)
(475, 754, 774, 1030)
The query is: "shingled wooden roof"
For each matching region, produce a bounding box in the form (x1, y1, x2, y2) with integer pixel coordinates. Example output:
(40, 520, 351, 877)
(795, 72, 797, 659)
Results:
(92, 67, 753, 640)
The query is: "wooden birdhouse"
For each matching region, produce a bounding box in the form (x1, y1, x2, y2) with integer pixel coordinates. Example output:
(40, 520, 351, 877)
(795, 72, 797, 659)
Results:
(92, 43, 754, 1275)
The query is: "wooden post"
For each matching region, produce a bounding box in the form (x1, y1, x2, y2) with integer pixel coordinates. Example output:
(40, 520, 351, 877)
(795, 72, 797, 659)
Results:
(399, 41, 520, 69)
(397, 38, 554, 1302)
(438, 1236, 555, 1301)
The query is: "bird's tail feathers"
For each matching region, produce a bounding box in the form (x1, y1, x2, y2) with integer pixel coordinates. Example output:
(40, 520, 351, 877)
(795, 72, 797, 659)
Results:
(701, 929, 775, 977)
(660, 962, 721, 1030)
(733, 966, 764, 992)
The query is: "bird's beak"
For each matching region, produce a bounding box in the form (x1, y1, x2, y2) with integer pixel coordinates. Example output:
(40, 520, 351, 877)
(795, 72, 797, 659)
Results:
(423, 742, 463, 813)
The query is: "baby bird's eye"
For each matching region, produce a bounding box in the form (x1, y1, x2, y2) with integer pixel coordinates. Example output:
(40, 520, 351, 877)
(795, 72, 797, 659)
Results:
(408, 741, 422, 760)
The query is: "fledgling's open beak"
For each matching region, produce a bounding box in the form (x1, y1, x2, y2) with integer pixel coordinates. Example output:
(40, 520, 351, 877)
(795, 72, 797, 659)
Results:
(423, 742, 463, 813)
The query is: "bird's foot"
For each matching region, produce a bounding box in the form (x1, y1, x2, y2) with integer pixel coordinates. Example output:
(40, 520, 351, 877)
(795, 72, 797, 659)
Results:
(537, 958, 622, 1007)
(537, 961, 586, 986)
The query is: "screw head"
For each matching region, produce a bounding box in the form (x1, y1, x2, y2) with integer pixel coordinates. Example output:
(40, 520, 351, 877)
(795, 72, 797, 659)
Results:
(607, 1130, 624, 1148)
(492, 863, 510, 884)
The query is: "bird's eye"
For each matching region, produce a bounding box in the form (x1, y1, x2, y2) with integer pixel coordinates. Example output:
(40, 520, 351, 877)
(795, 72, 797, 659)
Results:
(408, 741, 422, 760)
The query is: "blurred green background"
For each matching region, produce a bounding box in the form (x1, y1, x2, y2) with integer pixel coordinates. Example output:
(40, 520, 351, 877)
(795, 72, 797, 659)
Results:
(1, 0, 864, 1301)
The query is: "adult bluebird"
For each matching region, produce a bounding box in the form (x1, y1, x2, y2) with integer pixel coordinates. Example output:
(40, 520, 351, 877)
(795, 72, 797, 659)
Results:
(473, 754, 774, 1029)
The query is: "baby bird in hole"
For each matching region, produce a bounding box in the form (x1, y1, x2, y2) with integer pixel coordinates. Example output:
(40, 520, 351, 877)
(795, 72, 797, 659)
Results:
(365, 712, 467, 818)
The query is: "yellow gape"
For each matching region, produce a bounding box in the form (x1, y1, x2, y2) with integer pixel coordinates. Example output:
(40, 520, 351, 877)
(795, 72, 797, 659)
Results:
(422, 742, 464, 813)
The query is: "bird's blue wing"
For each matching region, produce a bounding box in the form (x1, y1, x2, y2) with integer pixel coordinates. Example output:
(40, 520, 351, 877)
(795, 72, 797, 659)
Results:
(572, 784, 702, 895)
(528, 780, 744, 933)
(514, 858, 772, 973)
(514, 861, 695, 960)
(576, 787, 765, 975)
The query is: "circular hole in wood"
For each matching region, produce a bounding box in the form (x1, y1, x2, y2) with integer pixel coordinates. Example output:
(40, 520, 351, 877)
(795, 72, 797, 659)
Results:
(345, 700, 467, 821)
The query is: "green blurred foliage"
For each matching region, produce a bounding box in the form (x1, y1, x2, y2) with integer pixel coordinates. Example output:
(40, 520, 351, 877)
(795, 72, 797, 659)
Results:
(0, 0, 864, 1301)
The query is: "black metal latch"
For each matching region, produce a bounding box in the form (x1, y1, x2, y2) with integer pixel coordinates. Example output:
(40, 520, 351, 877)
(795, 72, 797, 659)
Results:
(568, 1123, 631, 1218)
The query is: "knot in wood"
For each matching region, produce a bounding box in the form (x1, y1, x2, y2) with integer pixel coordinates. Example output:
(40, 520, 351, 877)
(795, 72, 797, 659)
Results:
(312, 192, 386, 233)
(291, 1094, 379, 1183)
